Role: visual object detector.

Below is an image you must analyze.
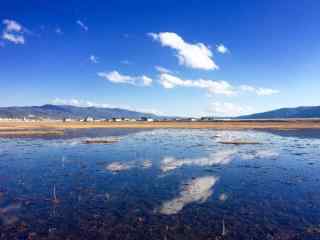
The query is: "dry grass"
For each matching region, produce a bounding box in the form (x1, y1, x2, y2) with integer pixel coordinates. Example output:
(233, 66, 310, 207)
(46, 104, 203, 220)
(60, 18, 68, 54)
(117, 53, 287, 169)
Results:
(0, 120, 319, 137)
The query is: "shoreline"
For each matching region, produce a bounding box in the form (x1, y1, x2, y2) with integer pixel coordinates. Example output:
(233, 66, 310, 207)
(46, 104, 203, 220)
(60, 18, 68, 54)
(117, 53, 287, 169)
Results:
(0, 120, 320, 137)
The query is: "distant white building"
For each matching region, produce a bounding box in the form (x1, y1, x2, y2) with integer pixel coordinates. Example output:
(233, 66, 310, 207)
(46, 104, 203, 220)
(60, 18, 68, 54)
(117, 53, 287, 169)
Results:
(112, 118, 122, 122)
(141, 117, 154, 122)
(63, 118, 72, 122)
(94, 118, 106, 122)
(188, 118, 198, 122)
(200, 117, 215, 121)
(85, 117, 94, 122)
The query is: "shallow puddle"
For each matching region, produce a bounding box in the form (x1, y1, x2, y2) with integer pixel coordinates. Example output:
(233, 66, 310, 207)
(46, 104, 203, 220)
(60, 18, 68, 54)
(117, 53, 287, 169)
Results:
(0, 128, 320, 239)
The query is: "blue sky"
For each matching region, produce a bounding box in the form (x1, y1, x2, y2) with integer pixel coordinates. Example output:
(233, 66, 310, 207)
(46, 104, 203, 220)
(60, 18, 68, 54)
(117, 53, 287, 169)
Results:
(1, 0, 320, 117)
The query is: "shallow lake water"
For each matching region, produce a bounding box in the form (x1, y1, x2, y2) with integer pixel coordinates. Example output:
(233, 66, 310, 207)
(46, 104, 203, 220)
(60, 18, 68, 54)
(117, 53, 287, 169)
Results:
(0, 128, 320, 239)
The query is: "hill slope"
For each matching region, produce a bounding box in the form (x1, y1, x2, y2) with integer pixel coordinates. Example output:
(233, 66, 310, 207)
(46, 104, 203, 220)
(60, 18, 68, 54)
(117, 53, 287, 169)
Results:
(0, 105, 159, 119)
(237, 106, 320, 119)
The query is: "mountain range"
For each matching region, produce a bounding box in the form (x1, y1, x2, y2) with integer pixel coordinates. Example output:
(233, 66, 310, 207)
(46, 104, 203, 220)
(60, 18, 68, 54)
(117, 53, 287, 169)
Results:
(0, 104, 159, 119)
(237, 106, 320, 119)
(0, 104, 320, 120)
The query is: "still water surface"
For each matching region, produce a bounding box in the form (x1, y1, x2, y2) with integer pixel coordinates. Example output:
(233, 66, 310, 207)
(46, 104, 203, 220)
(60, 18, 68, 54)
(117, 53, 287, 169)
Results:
(0, 128, 320, 239)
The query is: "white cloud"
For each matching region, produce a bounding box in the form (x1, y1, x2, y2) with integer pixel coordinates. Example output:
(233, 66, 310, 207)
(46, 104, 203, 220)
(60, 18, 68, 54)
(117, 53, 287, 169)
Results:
(52, 98, 111, 108)
(76, 20, 88, 31)
(2, 32, 24, 44)
(55, 28, 62, 34)
(216, 44, 229, 54)
(158, 176, 219, 215)
(98, 70, 152, 86)
(149, 32, 218, 70)
(2, 19, 25, 44)
(240, 85, 279, 96)
(159, 73, 279, 97)
(51, 98, 162, 115)
(89, 55, 99, 63)
(121, 60, 131, 65)
(239, 85, 255, 92)
(3, 19, 22, 32)
(159, 73, 235, 95)
(155, 65, 172, 73)
(207, 102, 254, 117)
(256, 88, 280, 96)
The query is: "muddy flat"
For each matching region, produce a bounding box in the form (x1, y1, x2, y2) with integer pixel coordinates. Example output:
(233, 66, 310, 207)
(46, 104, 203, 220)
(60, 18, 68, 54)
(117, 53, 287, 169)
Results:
(0, 120, 320, 137)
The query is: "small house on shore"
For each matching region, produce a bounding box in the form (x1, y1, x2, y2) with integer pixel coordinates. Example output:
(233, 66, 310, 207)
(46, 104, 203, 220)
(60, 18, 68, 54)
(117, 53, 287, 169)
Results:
(140, 117, 154, 122)
(63, 118, 72, 122)
(112, 118, 122, 122)
(84, 117, 94, 122)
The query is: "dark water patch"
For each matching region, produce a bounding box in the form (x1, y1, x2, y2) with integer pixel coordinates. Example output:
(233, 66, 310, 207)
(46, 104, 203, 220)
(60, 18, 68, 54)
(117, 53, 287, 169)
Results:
(264, 128, 320, 139)
(0, 129, 320, 239)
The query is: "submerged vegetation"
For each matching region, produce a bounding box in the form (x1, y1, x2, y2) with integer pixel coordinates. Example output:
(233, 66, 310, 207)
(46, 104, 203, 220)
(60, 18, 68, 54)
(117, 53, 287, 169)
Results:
(218, 140, 261, 145)
(83, 137, 120, 144)
(0, 128, 320, 239)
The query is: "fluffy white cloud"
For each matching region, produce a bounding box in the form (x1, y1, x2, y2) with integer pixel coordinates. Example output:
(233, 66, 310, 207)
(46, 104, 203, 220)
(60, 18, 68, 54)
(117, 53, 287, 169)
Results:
(3, 19, 22, 32)
(239, 85, 255, 92)
(159, 73, 235, 95)
(98, 70, 152, 86)
(2, 19, 25, 44)
(155, 65, 172, 73)
(207, 102, 254, 117)
(255, 88, 280, 96)
(52, 98, 111, 108)
(216, 44, 229, 54)
(76, 20, 88, 31)
(89, 55, 99, 63)
(159, 73, 279, 97)
(240, 85, 279, 96)
(2, 32, 24, 44)
(149, 32, 218, 70)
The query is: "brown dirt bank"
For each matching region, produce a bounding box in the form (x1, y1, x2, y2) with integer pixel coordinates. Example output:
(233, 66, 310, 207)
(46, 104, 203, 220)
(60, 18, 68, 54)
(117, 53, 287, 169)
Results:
(1, 120, 320, 133)
(0, 129, 64, 136)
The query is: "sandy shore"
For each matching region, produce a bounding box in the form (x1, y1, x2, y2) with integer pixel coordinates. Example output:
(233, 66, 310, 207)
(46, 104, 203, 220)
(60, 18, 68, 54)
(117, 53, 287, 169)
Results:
(0, 120, 320, 136)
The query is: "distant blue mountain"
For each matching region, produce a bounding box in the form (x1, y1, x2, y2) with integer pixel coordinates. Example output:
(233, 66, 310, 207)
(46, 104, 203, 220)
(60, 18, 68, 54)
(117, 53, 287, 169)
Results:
(0, 104, 159, 119)
(237, 106, 320, 119)
(2, 104, 320, 120)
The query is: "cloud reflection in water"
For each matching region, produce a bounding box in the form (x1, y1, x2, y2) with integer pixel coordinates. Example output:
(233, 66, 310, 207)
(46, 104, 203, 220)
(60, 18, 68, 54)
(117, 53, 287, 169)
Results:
(159, 176, 219, 215)
(105, 160, 152, 173)
(240, 149, 279, 160)
(161, 149, 237, 172)
(161, 148, 279, 172)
